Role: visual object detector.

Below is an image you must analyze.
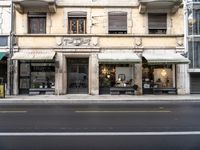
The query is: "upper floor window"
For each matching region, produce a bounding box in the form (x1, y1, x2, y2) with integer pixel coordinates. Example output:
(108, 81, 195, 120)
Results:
(108, 11, 127, 34)
(28, 13, 46, 34)
(148, 13, 167, 34)
(188, 9, 200, 35)
(0, 36, 8, 47)
(189, 40, 200, 68)
(68, 11, 87, 34)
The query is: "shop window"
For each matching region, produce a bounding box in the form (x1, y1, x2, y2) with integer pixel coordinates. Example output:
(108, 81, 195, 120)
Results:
(108, 11, 127, 34)
(28, 13, 46, 34)
(30, 63, 55, 89)
(142, 62, 173, 94)
(19, 61, 55, 94)
(68, 11, 87, 34)
(99, 64, 134, 94)
(0, 60, 7, 84)
(148, 13, 167, 34)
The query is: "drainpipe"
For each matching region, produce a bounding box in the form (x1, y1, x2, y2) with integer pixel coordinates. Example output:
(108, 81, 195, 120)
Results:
(183, 0, 190, 94)
(8, 0, 13, 95)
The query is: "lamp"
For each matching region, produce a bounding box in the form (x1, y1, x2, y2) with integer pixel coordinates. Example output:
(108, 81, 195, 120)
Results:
(102, 67, 108, 75)
(188, 13, 196, 27)
(161, 69, 167, 77)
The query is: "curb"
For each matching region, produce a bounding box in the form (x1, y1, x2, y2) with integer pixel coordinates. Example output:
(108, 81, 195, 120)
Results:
(1, 99, 200, 105)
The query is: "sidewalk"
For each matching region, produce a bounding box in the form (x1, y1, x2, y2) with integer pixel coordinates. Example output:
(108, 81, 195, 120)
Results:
(1, 94, 200, 104)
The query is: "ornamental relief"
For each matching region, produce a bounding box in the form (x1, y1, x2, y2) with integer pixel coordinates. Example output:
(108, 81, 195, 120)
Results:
(176, 37, 183, 47)
(56, 37, 98, 47)
(134, 37, 142, 48)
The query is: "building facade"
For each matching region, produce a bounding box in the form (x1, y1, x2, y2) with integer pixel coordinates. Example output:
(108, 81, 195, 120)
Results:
(185, 0, 200, 94)
(0, 0, 11, 95)
(11, 0, 189, 95)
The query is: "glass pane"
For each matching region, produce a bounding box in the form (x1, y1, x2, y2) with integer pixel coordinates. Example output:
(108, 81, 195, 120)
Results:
(67, 59, 88, 94)
(39, 18, 46, 33)
(20, 79, 29, 89)
(0, 36, 8, 46)
(189, 41, 200, 68)
(78, 18, 85, 34)
(30, 63, 55, 89)
(20, 63, 30, 77)
(29, 17, 46, 34)
(71, 18, 77, 34)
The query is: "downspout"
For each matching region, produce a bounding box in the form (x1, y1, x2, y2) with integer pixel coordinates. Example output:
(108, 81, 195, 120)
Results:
(8, 0, 14, 95)
(183, 0, 190, 94)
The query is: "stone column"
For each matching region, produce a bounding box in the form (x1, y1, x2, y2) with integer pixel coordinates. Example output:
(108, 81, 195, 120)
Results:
(55, 53, 66, 95)
(134, 63, 142, 95)
(13, 60, 18, 95)
(176, 64, 189, 95)
(89, 54, 99, 95)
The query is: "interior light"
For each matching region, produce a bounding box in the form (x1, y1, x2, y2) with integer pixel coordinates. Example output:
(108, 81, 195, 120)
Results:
(161, 69, 167, 77)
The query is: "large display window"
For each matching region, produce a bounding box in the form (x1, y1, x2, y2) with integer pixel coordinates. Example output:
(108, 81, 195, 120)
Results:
(30, 63, 55, 89)
(99, 64, 134, 94)
(142, 63, 175, 94)
(19, 61, 55, 94)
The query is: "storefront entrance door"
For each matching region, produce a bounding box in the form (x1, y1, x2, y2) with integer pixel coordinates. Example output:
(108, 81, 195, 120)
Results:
(67, 58, 88, 94)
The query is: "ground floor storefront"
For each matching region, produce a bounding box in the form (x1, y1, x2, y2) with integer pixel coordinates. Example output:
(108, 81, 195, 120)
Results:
(11, 49, 190, 95)
(189, 72, 200, 94)
(0, 51, 8, 95)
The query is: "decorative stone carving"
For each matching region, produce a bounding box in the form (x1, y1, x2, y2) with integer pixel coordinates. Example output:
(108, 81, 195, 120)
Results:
(176, 38, 183, 47)
(57, 37, 98, 47)
(134, 38, 142, 47)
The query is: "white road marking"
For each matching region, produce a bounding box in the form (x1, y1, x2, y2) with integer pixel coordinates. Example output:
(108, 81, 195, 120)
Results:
(0, 131, 200, 136)
(75, 110, 171, 113)
(0, 111, 27, 113)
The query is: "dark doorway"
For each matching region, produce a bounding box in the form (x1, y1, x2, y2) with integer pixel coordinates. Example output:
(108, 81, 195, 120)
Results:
(67, 58, 88, 94)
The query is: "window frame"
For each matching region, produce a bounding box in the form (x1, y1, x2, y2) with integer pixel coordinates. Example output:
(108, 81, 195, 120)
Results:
(148, 13, 167, 34)
(68, 17, 87, 34)
(28, 12, 47, 34)
(108, 11, 127, 34)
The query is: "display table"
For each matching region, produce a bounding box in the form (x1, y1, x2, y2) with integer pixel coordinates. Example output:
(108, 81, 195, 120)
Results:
(110, 87, 134, 95)
(153, 88, 177, 95)
(29, 88, 55, 95)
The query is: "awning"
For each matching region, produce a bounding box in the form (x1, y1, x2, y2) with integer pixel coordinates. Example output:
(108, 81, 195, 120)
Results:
(12, 50, 55, 60)
(98, 53, 141, 63)
(0, 52, 7, 60)
(142, 52, 190, 64)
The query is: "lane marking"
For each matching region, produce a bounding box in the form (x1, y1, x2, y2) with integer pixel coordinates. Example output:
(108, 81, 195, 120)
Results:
(0, 131, 200, 136)
(0, 111, 27, 113)
(75, 110, 171, 113)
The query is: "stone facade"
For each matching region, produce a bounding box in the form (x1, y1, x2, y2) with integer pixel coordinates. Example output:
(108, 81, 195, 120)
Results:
(11, 0, 189, 95)
(0, 0, 11, 95)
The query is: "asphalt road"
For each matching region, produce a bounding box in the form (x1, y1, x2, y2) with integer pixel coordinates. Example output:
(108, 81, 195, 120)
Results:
(0, 101, 200, 150)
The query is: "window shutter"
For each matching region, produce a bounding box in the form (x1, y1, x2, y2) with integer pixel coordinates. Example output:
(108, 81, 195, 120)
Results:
(68, 11, 87, 17)
(148, 14, 167, 29)
(109, 12, 127, 31)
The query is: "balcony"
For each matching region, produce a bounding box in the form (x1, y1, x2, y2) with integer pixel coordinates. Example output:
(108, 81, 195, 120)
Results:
(138, 0, 182, 14)
(13, 0, 56, 13)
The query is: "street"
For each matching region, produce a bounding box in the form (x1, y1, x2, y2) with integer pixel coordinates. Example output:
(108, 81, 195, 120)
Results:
(0, 101, 200, 149)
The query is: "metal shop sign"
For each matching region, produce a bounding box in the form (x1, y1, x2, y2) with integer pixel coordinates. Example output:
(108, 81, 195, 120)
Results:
(0, 85, 5, 98)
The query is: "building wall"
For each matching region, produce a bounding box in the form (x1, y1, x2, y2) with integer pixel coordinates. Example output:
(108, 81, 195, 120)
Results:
(0, 0, 11, 95)
(0, 1, 11, 34)
(13, 0, 187, 95)
(185, 0, 200, 94)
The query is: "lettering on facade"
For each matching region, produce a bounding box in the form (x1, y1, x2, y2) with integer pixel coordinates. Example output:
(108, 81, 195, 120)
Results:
(57, 37, 94, 47)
